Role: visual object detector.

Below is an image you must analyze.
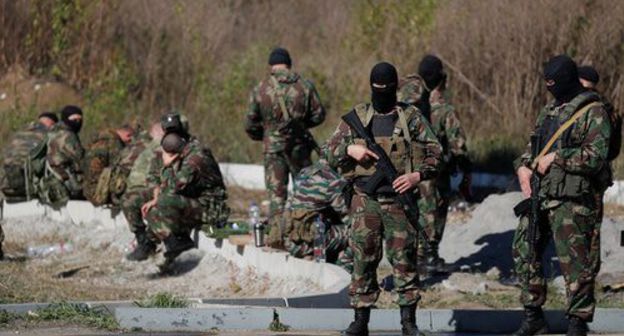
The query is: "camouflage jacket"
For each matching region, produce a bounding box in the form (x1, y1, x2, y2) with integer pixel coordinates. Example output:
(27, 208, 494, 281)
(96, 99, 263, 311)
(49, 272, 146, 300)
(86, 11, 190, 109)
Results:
(114, 131, 151, 180)
(515, 91, 612, 200)
(245, 69, 325, 154)
(399, 75, 470, 172)
(46, 122, 84, 180)
(126, 138, 162, 191)
(2, 121, 49, 166)
(291, 160, 348, 216)
(160, 139, 227, 206)
(83, 129, 125, 189)
(323, 104, 442, 184)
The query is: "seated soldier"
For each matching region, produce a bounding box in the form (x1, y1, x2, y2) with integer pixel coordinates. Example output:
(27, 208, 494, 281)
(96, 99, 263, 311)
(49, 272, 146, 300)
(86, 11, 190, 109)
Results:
(37, 106, 85, 208)
(82, 125, 134, 206)
(1, 112, 58, 202)
(123, 121, 165, 261)
(141, 128, 229, 273)
(285, 159, 351, 265)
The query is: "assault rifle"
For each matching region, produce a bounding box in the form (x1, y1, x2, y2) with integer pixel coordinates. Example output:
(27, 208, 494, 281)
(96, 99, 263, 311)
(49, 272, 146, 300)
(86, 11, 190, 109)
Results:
(341, 110, 427, 238)
(513, 134, 542, 289)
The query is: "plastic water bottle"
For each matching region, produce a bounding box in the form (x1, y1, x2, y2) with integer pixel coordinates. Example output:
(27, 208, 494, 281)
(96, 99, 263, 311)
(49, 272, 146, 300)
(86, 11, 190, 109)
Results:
(248, 202, 260, 233)
(313, 215, 326, 263)
(27, 241, 74, 258)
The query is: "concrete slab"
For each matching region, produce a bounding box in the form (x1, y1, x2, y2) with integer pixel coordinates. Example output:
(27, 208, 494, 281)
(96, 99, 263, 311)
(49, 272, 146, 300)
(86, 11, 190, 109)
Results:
(114, 307, 624, 333)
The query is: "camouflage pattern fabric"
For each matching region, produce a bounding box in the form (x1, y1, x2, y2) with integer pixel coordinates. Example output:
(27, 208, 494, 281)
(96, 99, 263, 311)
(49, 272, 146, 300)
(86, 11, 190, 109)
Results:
(109, 131, 151, 205)
(399, 76, 470, 252)
(513, 93, 611, 322)
(286, 160, 350, 261)
(43, 121, 85, 200)
(82, 129, 125, 204)
(145, 140, 229, 240)
(323, 104, 442, 308)
(1, 121, 49, 200)
(122, 188, 153, 234)
(245, 68, 325, 244)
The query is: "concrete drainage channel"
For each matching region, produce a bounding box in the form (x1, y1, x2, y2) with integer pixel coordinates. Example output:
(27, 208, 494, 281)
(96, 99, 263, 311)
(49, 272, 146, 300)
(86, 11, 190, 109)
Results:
(3, 199, 624, 333)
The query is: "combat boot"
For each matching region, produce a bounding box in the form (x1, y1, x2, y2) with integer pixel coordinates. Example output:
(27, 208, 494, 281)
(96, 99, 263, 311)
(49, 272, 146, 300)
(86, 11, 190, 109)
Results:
(400, 304, 422, 336)
(163, 234, 195, 261)
(566, 316, 588, 336)
(513, 307, 548, 336)
(425, 243, 446, 275)
(0, 244, 4, 261)
(342, 307, 370, 336)
(125, 230, 157, 262)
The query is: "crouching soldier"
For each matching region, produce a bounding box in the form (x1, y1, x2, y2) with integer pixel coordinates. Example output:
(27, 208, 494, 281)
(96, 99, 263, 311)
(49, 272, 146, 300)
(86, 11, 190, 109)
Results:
(286, 159, 351, 265)
(82, 125, 134, 206)
(141, 126, 229, 272)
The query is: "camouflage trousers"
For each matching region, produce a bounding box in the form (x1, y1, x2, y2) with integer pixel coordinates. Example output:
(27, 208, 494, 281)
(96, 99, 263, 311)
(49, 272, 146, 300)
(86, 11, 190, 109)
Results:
(512, 198, 601, 321)
(121, 187, 153, 234)
(145, 192, 204, 241)
(286, 208, 350, 263)
(417, 173, 451, 253)
(264, 151, 311, 244)
(349, 193, 420, 308)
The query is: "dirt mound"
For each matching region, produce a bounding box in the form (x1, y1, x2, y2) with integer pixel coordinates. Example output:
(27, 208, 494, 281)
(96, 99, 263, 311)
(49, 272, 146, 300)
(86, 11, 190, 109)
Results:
(0, 214, 320, 302)
(0, 65, 82, 114)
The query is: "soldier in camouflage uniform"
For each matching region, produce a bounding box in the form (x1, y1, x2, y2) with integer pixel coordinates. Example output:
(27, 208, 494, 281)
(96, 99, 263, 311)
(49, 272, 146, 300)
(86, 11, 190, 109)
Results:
(82, 125, 134, 205)
(245, 47, 326, 247)
(38, 106, 85, 207)
(398, 55, 472, 274)
(123, 122, 165, 261)
(286, 159, 351, 265)
(142, 131, 228, 272)
(324, 62, 441, 336)
(512, 55, 612, 336)
(0, 112, 57, 259)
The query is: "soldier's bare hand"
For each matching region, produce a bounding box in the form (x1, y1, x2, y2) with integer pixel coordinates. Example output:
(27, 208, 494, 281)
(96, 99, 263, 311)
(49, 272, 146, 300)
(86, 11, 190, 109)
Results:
(393, 172, 421, 194)
(347, 144, 379, 163)
(162, 152, 180, 167)
(517, 166, 533, 198)
(141, 199, 157, 218)
(537, 153, 556, 175)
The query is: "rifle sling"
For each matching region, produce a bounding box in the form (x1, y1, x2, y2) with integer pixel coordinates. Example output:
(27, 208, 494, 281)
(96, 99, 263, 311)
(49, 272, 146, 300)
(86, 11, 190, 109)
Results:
(531, 102, 601, 169)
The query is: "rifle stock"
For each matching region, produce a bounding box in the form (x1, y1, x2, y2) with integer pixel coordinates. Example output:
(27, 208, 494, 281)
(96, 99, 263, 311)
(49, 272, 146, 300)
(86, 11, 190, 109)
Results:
(341, 110, 427, 239)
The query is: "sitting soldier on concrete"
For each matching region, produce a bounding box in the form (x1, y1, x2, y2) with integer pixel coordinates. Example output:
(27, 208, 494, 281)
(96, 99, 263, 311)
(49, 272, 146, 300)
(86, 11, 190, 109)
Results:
(34, 105, 85, 208)
(285, 159, 351, 265)
(1, 112, 58, 203)
(82, 125, 134, 206)
(141, 128, 229, 273)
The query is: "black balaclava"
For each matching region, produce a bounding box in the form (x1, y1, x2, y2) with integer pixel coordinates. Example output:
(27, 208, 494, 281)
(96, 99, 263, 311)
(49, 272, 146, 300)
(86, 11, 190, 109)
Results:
(370, 62, 398, 113)
(418, 54, 446, 91)
(543, 55, 584, 104)
(268, 47, 292, 68)
(578, 65, 600, 85)
(60, 105, 83, 133)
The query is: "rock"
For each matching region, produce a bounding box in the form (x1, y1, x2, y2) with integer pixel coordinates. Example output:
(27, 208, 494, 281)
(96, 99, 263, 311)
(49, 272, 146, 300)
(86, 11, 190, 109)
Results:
(440, 273, 488, 295)
(486, 267, 501, 281)
(551, 276, 566, 295)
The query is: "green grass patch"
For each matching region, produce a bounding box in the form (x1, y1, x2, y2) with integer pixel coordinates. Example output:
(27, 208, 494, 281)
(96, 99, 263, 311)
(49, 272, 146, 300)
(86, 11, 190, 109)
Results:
(134, 292, 189, 308)
(32, 302, 119, 330)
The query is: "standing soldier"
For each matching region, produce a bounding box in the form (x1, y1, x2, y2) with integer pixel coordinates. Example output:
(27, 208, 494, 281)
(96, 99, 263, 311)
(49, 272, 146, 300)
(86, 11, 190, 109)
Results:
(512, 55, 612, 336)
(324, 62, 442, 336)
(245, 47, 326, 247)
(38, 105, 85, 207)
(0, 112, 57, 259)
(399, 55, 472, 274)
(141, 130, 229, 273)
(286, 159, 351, 265)
(82, 125, 134, 205)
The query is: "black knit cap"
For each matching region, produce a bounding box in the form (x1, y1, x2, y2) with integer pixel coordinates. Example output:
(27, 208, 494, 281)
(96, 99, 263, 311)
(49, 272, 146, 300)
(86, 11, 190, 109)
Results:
(578, 65, 600, 84)
(60, 105, 83, 122)
(268, 47, 292, 67)
(38, 111, 58, 123)
(370, 62, 398, 91)
(418, 54, 445, 90)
